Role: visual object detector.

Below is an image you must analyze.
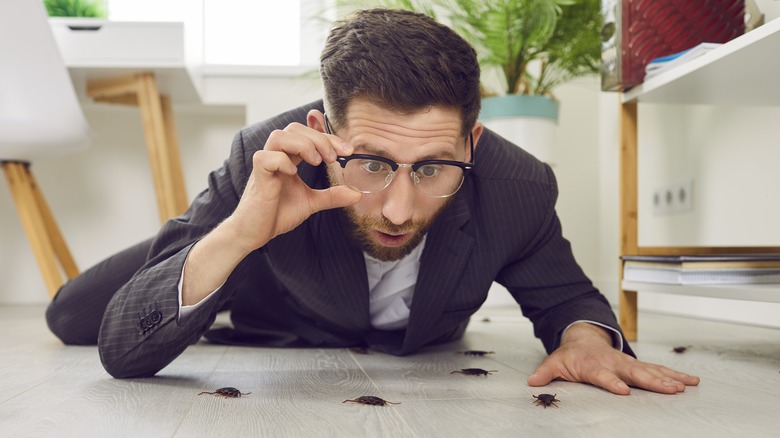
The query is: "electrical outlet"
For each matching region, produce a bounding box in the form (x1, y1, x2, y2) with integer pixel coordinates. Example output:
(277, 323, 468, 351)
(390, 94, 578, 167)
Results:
(653, 179, 693, 215)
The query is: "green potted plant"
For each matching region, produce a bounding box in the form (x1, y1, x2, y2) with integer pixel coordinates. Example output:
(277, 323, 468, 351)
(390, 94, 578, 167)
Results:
(44, 0, 107, 18)
(336, 0, 602, 162)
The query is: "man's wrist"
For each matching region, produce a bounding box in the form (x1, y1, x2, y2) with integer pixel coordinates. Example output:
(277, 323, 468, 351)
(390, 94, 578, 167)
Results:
(181, 223, 252, 306)
(562, 321, 616, 347)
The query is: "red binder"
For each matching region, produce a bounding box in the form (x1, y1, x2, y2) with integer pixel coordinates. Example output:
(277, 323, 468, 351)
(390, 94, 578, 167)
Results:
(601, 0, 745, 91)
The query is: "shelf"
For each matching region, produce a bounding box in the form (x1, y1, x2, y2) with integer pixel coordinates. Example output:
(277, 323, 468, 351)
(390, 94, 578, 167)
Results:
(622, 281, 780, 303)
(622, 17, 780, 106)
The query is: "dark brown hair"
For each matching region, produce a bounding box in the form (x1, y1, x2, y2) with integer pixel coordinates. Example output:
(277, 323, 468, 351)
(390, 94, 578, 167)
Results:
(320, 8, 480, 137)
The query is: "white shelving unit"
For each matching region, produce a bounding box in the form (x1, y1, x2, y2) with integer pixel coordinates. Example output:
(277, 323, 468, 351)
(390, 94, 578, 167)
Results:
(623, 17, 780, 106)
(621, 282, 780, 304)
(617, 17, 780, 340)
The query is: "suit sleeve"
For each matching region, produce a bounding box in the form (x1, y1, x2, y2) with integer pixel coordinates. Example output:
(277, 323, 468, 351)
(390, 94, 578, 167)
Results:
(496, 164, 635, 357)
(98, 130, 253, 378)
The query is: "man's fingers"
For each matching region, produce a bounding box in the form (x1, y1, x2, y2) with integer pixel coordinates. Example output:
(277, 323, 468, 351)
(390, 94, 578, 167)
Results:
(293, 123, 353, 161)
(654, 365, 701, 387)
(265, 123, 352, 167)
(253, 150, 298, 176)
(264, 128, 322, 166)
(618, 364, 695, 394)
(308, 186, 362, 214)
(590, 368, 632, 395)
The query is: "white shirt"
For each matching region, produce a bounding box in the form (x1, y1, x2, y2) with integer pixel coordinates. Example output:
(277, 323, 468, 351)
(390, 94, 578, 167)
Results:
(364, 236, 426, 330)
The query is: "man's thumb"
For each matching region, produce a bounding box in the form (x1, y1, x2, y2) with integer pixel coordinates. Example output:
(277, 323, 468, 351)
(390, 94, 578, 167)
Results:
(527, 365, 556, 387)
(311, 186, 361, 213)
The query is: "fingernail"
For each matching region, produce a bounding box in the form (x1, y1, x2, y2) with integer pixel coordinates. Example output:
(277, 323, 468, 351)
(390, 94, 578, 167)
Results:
(662, 380, 676, 387)
(617, 381, 629, 391)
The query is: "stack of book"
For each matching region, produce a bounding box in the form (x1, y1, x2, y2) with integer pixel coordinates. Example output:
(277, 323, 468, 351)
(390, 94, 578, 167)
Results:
(644, 42, 722, 80)
(622, 254, 780, 285)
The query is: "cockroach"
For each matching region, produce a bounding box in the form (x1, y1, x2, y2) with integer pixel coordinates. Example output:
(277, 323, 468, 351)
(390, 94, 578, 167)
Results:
(198, 387, 251, 398)
(450, 368, 498, 376)
(455, 350, 495, 357)
(343, 396, 400, 406)
(533, 393, 560, 408)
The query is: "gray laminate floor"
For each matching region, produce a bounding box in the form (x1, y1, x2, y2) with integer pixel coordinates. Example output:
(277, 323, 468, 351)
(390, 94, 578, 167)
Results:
(1, 304, 778, 437)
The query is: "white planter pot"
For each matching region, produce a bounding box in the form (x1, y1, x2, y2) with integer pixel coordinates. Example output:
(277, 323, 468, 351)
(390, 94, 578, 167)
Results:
(479, 95, 559, 164)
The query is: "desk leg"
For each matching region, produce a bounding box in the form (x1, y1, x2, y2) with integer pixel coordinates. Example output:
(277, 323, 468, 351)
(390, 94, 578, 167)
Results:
(619, 288, 638, 342)
(160, 95, 189, 214)
(87, 72, 189, 224)
(2, 162, 79, 297)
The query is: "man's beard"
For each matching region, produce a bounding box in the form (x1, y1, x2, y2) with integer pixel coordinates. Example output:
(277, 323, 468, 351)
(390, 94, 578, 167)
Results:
(341, 206, 437, 262)
(327, 164, 452, 261)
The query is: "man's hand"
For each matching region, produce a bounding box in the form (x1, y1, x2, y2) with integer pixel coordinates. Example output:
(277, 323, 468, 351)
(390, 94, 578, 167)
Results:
(527, 322, 700, 395)
(224, 117, 361, 254)
(182, 113, 361, 305)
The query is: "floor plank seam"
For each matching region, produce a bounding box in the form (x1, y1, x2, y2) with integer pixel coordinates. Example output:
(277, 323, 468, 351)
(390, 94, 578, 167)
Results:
(0, 376, 57, 406)
(170, 345, 230, 436)
(348, 349, 420, 437)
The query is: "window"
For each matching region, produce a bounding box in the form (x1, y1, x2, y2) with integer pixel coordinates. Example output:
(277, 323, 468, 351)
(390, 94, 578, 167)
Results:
(106, 0, 326, 66)
(203, 0, 300, 65)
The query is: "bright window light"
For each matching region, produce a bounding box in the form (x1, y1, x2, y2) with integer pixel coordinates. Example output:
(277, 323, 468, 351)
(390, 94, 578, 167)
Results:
(107, 0, 188, 22)
(203, 0, 300, 65)
(106, 0, 303, 66)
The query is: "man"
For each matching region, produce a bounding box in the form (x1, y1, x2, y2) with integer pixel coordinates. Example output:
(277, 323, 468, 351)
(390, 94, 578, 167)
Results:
(47, 8, 698, 395)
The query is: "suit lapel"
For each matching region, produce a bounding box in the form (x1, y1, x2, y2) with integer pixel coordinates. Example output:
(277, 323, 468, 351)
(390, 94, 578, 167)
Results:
(402, 188, 474, 352)
(314, 209, 371, 331)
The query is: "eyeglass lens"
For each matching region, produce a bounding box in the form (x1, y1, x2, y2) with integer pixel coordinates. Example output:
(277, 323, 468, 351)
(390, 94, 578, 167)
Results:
(342, 158, 464, 197)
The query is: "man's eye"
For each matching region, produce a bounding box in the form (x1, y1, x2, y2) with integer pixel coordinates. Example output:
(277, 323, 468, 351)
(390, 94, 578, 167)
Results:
(417, 165, 440, 178)
(360, 160, 388, 173)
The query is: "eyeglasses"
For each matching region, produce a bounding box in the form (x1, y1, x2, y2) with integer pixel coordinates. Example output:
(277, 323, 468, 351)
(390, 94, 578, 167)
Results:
(324, 113, 474, 198)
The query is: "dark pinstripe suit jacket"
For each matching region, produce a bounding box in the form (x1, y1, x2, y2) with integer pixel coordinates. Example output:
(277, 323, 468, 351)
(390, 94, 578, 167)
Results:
(98, 100, 632, 378)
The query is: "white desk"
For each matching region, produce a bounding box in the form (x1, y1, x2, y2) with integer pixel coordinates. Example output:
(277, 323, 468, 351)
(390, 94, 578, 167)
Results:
(51, 18, 201, 222)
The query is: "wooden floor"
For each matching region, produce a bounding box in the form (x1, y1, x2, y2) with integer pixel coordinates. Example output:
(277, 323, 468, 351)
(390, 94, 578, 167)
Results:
(1, 305, 779, 437)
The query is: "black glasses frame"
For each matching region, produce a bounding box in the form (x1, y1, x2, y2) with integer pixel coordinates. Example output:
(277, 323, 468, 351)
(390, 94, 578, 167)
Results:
(324, 113, 475, 174)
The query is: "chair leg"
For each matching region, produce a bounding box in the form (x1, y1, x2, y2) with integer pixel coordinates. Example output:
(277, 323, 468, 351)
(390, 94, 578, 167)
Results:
(27, 168, 80, 279)
(2, 161, 79, 297)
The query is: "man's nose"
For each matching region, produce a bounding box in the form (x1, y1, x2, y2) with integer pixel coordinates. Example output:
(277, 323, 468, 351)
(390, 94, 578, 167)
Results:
(381, 170, 417, 225)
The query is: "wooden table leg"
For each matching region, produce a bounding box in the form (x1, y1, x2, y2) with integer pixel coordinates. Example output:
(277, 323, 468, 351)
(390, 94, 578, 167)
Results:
(87, 72, 189, 224)
(160, 94, 189, 214)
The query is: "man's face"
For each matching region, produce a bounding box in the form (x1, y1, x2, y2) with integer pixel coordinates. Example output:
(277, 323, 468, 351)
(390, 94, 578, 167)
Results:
(323, 99, 476, 261)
